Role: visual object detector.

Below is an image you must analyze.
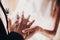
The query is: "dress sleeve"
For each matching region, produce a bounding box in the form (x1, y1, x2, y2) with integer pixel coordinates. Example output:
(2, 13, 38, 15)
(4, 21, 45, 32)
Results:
(8, 32, 24, 40)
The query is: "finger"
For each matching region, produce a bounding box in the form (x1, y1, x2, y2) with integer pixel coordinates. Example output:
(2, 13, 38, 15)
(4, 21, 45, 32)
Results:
(27, 15, 30, 22)
(27, 20, 35, 28)
(23, 29, 29, 33)
(27, 15, 30, 20)
(8, 18, 12, 32)
(16, 14, 20, 20)
(8, 18, 12, 26)
(22, 11, 24, 20)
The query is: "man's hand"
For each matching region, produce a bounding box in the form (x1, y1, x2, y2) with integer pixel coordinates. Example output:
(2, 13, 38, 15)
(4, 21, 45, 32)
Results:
(20, 12, 35, 30)
(8, 11, 35, 38)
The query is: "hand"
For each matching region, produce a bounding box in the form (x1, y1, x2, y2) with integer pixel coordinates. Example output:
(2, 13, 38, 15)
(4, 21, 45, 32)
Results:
(23, 26, 43, 34)
(20, 12, 35, 30)
(8, 11, 35, 38)
(17, 11, 35, 36)
(8, 14, 20, 33)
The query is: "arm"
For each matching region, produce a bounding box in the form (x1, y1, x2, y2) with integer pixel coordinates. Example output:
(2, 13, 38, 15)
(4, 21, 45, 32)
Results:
(24, 4, 60, 39)
(39, 4, 60, 38)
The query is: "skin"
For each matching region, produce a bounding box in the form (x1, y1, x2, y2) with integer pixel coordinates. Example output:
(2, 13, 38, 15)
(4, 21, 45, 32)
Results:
(24, 3, 60, 39)
(8, 2, 60, 40)
(1, 0, 59, 39)
(24, 4, 60, 39)
(8, 11, 35, 39)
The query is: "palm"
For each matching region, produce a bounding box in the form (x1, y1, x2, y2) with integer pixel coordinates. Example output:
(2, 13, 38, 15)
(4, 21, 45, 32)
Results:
(8, 11, 35, 38)
(17, 12, 35, 36)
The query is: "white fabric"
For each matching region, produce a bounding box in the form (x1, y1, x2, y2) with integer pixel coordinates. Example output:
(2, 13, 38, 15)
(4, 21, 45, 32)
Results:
(2, 0, 60, 40)
(0, 7, 8, 34)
